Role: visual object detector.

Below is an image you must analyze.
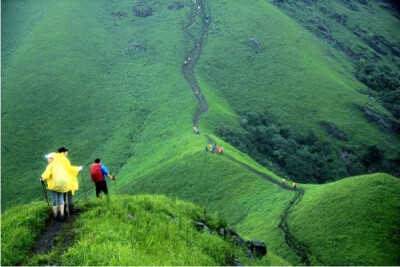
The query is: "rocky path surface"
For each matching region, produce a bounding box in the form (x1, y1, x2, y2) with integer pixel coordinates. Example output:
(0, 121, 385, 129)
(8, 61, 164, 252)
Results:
(181, 1, 312, 265)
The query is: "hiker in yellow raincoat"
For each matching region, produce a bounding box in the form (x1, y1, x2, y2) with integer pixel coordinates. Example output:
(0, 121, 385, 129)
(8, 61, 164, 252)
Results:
(57, 147, 82, 214)
(41, 149, 81, 220)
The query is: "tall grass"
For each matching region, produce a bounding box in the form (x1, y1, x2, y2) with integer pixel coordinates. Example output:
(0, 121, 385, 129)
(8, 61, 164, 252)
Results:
(1, 202, 49, 265)
(2, 195, 288, 266)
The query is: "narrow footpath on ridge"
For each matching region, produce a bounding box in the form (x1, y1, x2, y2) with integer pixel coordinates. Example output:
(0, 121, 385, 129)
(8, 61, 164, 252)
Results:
(181, 1, 312, 265)
(29, 210, 79, 261)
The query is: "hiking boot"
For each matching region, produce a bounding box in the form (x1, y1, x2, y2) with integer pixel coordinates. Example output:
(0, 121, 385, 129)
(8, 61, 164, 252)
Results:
(70, 205, 82, 213)
(59, 214, 66, 222)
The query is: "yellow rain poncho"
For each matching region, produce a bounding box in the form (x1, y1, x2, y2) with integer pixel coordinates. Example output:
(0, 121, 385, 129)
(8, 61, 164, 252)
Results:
(41, 152, 79, 194)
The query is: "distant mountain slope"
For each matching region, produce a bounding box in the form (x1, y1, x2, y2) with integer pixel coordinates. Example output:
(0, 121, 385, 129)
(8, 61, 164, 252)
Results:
(272, 0, 400, 125)
(288, 173, 400, 265)
(196, 0, 400, 181)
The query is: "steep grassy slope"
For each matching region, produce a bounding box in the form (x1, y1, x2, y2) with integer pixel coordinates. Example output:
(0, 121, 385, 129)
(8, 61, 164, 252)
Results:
(288, 173, 400, 266)
(1, 0, 195, 208)
(196, 0, 400, 179)
(197, 0, 398, 145)
(1, 195, 288, 266)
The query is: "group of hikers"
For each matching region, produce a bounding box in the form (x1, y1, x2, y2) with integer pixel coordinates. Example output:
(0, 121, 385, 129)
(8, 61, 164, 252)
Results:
(193, 126, 224, 154)
(282, 179, 297, 190)
(205, 143, 224, 154)
(40, 147, 115, 221)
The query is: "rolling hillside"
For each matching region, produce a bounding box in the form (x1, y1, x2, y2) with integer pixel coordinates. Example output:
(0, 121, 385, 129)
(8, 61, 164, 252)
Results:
(288, 173, 400, 265)
(2, 0, 400, 265)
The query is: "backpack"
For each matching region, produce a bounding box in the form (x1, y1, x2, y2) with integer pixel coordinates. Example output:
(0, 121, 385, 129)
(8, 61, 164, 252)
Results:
(90, 163, 103, 182)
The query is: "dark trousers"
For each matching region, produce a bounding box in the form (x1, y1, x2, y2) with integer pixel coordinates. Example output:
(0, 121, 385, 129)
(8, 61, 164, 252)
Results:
(95, 180, 108, 197)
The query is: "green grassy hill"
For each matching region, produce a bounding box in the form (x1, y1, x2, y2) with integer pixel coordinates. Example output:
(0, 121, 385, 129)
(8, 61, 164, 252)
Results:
(288, 173, 400, 266)
(2, 0, 400, 265)
(196, 0, 400, 180)
(1, 195, 288, 266)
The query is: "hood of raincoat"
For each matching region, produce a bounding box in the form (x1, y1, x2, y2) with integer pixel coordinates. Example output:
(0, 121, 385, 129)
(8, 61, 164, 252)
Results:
(41, 153, 79, 194)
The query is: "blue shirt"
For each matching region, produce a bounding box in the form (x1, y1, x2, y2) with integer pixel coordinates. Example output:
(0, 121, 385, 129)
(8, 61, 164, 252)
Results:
(101, 165, 109, 181)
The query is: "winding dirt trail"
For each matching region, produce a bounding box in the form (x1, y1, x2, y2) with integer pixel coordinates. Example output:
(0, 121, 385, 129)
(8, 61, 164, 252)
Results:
(181, 1, 312, 265)
(278, 191, 312, 265)
(182, 0, 209, 127)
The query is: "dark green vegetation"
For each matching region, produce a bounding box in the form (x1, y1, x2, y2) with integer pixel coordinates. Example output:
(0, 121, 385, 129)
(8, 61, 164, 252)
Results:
(2, 195, 287, 266)
(218, 109, 400, 183)
(2, 0, 400, 265)
(218, 110, 348, 183)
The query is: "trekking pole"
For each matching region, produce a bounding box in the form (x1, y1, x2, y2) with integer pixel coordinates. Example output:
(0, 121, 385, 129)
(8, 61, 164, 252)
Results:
(41, 180, 51, 212)
(80, 172, 87, 202)
(65, 193, 70, 219)
(115, 177, 118, 196)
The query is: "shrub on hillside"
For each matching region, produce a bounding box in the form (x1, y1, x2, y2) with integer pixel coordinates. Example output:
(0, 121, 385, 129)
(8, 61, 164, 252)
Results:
(218, 110, 400, 183)
(355, 63, 400, 119)
(218, 110, 349, 183)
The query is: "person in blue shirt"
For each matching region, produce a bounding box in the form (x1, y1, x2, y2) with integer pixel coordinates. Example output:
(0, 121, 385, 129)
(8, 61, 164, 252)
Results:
(90, 158, 116, 197)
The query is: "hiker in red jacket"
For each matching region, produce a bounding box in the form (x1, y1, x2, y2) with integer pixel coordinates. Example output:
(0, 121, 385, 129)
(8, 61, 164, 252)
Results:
(90, 158, 115, 198)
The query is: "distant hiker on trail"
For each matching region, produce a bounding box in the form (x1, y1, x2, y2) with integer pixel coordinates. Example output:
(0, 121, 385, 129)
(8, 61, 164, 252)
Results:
(212, 143, 216, 153)
(293, 182, 297, 190)
(282, 179, 286, 187)
(90, 158, 116, 198)
(40, 152, 81, 221)
(208, 143, 212, 151)
(217, 146, 223, 154)
(204, 146, 208, 152)
(58, 147, 82, 214)
(194, 126, 200, 134)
